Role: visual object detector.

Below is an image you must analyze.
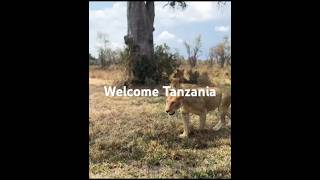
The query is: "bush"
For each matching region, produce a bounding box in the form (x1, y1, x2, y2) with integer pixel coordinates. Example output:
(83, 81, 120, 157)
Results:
(122, 43, 180, 85)
(153, 44, 179, 84)
(119, 46, 130, 67)
(187, 70, 199, 84)
(130, 55, 157, 85)
(144, 77, 156, 86)
(198, 72, 213, 86)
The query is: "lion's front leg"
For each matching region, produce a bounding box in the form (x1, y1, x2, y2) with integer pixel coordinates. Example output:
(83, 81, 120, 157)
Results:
(179, 112, 190, 138)
(213, 117, 223, 131)
(226, 110, 231, 128)
(199, 112, 206, 130)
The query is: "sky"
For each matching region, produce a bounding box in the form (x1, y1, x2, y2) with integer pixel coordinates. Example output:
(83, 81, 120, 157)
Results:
(89, 1, 231, 60)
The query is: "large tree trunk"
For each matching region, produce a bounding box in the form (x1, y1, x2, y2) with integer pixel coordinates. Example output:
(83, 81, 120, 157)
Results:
(125, 1, 155, 84)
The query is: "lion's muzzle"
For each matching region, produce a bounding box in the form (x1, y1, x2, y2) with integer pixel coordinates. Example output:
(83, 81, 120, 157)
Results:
(165, 110, 175, 116)
(168, 111, 175, 115)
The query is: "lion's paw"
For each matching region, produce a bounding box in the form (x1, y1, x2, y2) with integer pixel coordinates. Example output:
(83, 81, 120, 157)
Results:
(179, 133, 188, 138)
(226, 121, 231, 128)
(212, 124, 222, 131)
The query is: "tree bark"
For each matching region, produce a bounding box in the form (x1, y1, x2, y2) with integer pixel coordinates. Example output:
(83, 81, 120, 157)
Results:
(125, 1, 155, 84)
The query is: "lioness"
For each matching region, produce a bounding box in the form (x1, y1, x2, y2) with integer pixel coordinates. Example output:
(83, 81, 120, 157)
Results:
(165, 86, 231, 138)
(170, 68, 188, 83)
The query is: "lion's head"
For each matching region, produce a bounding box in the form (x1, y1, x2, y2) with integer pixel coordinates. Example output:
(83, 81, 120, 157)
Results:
(165, 95, 184, 115)
(170, 68, 185, 82)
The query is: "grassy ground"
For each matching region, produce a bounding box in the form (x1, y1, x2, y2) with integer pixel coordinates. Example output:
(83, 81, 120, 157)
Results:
(89, 64, 231, 178)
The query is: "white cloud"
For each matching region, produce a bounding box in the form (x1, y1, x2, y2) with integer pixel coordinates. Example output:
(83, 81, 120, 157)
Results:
(155, 31, 185, 46)
(156, 31, 175, 41)
(177, 38, 183, 44)
(89, 2, 231, 58)
(89, 2, 127, 57)
(155, 2, 230, 26)
(214, 25, 230, 32)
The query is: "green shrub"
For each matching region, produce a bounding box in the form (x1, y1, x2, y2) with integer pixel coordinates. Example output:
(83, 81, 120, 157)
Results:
(131, 55, 157, 84)
(153, 44, 179, 84)
(144, 77, 156, 86)
(198, 72, 212, 86)
(123, 43, 180, 85)
(187, 70, 199, 84)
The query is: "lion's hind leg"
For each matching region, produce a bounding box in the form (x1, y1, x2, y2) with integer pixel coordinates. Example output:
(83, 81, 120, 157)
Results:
(213, 104, 229, 131)
(226, 106, 231, 128)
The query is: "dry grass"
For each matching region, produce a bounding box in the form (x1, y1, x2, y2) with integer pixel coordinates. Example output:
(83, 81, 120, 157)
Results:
(89, 64, 231, 178)
(181, 64, 231, 87)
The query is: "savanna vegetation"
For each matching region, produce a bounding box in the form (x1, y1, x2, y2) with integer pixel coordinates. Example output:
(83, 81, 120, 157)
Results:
(89, 38, 231, 178)
(89, 1, 231, 178)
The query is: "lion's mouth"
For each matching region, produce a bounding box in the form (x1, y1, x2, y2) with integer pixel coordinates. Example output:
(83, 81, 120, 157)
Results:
(169, 111, 175, 116)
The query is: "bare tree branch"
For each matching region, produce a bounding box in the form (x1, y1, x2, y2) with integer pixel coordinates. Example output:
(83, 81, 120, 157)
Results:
(163, 1, 187, 10)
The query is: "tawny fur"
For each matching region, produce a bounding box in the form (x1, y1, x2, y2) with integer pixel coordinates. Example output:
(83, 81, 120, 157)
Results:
(170, 68, 188, 83)
(166, 68, 231, 137)
(165, 83, 231, 138)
